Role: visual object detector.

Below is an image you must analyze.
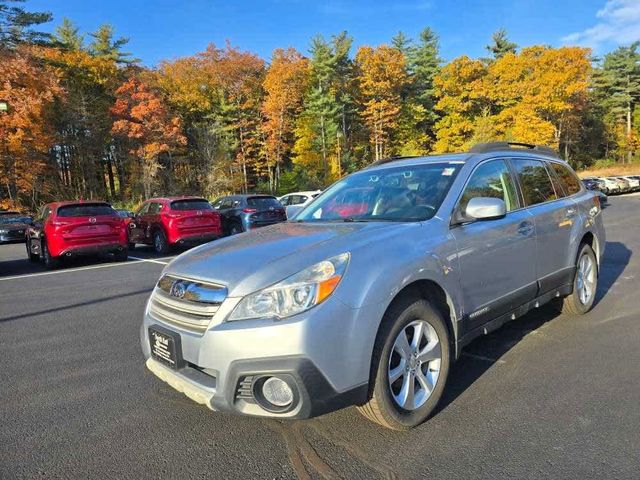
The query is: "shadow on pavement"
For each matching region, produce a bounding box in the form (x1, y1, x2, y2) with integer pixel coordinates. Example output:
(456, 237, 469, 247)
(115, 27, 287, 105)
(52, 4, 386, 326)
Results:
(437, 239, 631, 415)
(0, 287, 153, 323)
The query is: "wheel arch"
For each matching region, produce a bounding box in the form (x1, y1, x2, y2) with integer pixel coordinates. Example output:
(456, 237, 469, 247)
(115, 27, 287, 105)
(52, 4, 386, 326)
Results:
(374, 280, 459, 363)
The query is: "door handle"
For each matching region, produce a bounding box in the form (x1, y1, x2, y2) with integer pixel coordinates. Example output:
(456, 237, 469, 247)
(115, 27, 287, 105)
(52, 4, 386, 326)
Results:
(517, 222, 534, 236)
(565, 208, 576, 218)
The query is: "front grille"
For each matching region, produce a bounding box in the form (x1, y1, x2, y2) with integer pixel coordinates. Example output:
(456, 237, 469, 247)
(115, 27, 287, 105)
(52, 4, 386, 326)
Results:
(149, 275, 227, 334)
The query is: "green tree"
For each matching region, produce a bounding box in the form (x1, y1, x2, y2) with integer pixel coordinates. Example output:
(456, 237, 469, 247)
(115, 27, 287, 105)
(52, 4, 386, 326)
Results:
(294, 35, 341, 182)
(592, 42, 640, 162)
(89, 24, 136, 64)
(0, 0, 51, 48)
(486, 28, 517, 59)
(54, 18, 83, 51)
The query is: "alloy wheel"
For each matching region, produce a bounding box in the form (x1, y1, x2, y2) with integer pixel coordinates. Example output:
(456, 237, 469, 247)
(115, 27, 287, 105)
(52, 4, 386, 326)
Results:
(576, 253, 596, 305)
(388, 320, 441, 411)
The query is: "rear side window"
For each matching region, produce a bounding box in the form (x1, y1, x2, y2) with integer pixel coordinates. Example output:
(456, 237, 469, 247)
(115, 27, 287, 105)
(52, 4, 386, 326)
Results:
(170, 199, 213, 211)
(459, 160, 519, 212)
(247, 196, 280, 209)
(57, 204, 116, 217)
(147, 203, 162, 214)
(550, 162, 581, 195)
(512, 159, 558, 206)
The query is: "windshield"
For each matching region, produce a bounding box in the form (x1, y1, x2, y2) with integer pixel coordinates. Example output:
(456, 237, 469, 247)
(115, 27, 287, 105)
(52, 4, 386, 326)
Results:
(57, 204, 117, 217)
(0, 216, 31, 224)
(170, 199, 213, 211)
(247, 196, 281, 209)
(295, 163, 460, 222)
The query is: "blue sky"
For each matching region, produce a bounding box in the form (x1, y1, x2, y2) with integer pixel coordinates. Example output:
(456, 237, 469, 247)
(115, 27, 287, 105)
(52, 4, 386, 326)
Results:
(28, 0, 640, 65)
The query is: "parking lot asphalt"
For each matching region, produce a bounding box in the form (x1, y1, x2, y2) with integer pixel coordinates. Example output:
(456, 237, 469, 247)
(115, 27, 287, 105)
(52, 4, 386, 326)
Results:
(1, 195, 639, 480)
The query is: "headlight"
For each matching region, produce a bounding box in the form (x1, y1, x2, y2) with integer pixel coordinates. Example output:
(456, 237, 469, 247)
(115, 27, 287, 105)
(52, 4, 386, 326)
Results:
(228, 253, 349, 321)
(0, 229, 7, 234)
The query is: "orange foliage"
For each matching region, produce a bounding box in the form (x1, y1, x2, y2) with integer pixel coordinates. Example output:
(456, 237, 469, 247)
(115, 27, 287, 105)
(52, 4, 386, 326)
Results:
(0, 47, 63, 208)
(110, 77, 186, 196)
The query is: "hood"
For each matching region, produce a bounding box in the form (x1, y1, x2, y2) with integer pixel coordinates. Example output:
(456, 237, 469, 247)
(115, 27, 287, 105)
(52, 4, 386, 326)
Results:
(164, 221, 409, 296)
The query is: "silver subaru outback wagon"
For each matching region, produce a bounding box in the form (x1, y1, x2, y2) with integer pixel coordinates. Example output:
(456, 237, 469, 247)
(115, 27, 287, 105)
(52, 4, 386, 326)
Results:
(141, 142, 605, 430)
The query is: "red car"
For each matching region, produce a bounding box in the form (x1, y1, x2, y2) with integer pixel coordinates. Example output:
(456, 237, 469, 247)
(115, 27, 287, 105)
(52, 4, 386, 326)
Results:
(26, 201, 128, 268)
(128, 197, 222, 254)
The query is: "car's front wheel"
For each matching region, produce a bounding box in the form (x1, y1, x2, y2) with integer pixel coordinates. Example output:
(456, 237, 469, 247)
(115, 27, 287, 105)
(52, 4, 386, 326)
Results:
(358, 296, 450, 430)
(26, 239, 39, 263)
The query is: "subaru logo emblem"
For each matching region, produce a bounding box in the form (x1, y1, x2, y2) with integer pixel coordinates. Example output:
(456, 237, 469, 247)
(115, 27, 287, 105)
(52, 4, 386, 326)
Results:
(197, 210, 203, 216)
(89, 217, 96, 223)
(169, 281, 187, 299)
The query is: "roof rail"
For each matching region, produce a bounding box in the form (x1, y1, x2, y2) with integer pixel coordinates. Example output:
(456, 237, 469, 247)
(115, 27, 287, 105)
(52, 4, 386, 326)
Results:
(470, 142, 559, 158)
(366, 155, 422, 168)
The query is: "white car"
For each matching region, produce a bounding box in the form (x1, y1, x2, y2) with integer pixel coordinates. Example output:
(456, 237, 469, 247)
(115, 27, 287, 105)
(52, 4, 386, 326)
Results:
(622, 176, 640, 191)
(598, 177, 621, 194)
(278, 191, 322, 217)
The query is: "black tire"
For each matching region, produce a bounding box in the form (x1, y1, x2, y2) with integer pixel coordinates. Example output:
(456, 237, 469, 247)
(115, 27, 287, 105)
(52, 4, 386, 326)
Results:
(41, 240, 60, 269)
(229, 222, 243, 235)
(560, 243, 598, 315)
(357, 295, 450, 430)
(114, 248, 128, 262)
(26, 239, 39, 263)
(153, 229, 170, 254)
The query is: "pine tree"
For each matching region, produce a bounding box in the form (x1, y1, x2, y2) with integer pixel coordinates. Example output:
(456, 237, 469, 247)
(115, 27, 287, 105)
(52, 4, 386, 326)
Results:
(391, 31, 412, 56)
(0, 0, 51, 48)
(592, 42, 640, 162)
(54, 18, 83, 51)
(89, 24, 137, 64)
(486, 28, 517, 59)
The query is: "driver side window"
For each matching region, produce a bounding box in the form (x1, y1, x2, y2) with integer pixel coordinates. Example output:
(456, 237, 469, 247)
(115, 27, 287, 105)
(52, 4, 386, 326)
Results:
(459, 160, 519, 214)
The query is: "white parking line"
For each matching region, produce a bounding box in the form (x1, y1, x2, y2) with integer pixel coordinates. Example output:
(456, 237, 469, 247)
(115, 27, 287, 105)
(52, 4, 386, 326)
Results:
(129, 256, 172, 265)
(0, 256, 172, 282)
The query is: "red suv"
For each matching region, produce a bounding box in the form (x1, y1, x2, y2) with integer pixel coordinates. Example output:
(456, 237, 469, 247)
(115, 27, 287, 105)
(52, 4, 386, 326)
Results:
(26, 201, 128, 268)
(128, 197, 222, 254)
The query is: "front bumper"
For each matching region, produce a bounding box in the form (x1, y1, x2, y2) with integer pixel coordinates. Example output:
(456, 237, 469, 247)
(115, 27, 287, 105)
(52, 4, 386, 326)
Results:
(0, 233, 26, 243)
(141, 294, 379, 419)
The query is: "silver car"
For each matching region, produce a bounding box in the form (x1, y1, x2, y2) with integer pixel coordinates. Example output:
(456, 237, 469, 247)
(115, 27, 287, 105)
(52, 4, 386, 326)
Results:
(141, 142, 605, 430)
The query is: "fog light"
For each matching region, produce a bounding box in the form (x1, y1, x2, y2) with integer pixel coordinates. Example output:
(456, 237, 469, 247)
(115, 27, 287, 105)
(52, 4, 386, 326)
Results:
(261, 377, 293, 407)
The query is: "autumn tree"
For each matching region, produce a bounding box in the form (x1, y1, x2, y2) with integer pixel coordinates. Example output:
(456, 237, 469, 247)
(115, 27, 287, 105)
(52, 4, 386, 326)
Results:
(355, 45, 408, 160)
(433, 56, 489, 152)
(0, 47, 62, 209)
(111, 77, 186, 198)
(262, 48, 308, 191)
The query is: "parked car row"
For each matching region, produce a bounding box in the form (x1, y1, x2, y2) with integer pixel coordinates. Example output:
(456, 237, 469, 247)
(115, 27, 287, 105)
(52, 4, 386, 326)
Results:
(583, 175, 640, 195)
(9, 192, 319, 268)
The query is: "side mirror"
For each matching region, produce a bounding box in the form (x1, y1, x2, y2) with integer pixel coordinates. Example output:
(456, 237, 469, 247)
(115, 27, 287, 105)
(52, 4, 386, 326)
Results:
(465, 197, 506, 221)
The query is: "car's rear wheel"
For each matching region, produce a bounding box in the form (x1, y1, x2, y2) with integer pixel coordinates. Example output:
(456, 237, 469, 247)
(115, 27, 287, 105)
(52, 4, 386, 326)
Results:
(41, 240, 60, 269)
(358, 296, 450, 430)
(26, 239, 39, 263)
(560, 243, 598, 315)
(153, 230, 170, 254)
(229, 222, 243, 235)
(114, 248, 128, 262)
